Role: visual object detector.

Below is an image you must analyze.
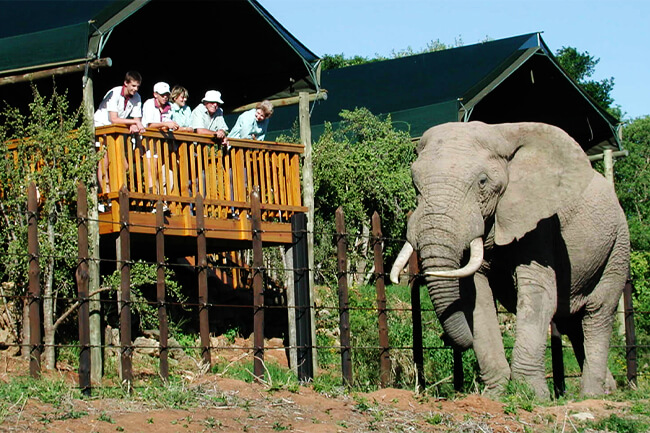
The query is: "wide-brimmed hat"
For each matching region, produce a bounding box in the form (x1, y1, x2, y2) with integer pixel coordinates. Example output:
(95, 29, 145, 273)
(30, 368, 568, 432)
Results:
(202, 90, 224, 104)
(153, 82, 171, 95)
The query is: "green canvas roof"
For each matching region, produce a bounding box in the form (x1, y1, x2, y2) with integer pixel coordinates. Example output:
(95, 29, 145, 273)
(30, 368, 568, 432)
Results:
(266, 33, 620, 154)
(0, 0, 320, 112)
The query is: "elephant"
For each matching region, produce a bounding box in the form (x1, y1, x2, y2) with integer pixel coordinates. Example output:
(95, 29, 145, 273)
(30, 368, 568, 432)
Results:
(390, 121, 629, 399)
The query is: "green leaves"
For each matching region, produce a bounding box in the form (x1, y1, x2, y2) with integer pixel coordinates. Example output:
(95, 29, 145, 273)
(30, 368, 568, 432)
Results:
(311, 108, 417, 284)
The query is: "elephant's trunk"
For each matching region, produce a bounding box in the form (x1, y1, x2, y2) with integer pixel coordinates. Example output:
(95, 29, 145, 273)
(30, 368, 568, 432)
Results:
(419, 229, 482, 350)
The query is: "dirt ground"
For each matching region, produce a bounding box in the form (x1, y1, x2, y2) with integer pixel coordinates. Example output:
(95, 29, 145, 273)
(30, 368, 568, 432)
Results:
(0, 345, 637, 433)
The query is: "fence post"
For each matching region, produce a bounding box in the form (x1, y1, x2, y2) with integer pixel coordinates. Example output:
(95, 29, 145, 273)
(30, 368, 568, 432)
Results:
(251, 188, 265, 380)
(335, 208, 353, 386)
(453, 349, 464, 391)
(408, 251, 425, 391)
(550, 321, 565, 397)
(118, 186, 133, 388)
(623, 276, 637, 387)
(196, 194, 211, 368)
(76, 183, 91, 394)
(291, 212, 313, 381)
(372, 212, 391, 387)
(27, 182, 41, 378)
(156, 201, 169, 381)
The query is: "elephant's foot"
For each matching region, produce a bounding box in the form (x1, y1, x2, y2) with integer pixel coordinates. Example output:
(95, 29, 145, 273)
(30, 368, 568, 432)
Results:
(481, 381, 507, 399)
(581, 372, 614, 397)
(511, 373, 550, 400)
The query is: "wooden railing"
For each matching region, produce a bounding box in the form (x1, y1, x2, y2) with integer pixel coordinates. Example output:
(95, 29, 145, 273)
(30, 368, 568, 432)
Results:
(95, 125, 306, 245)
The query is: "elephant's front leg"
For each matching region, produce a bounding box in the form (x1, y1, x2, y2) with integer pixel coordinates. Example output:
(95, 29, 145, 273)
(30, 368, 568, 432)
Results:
(511, 260, 557, 399)
(472, 272, 510, 395)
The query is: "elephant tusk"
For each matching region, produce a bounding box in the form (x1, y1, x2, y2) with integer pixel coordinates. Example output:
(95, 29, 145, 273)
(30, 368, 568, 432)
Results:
(425, 237, 484, 279)
(389, 242, 414, 285)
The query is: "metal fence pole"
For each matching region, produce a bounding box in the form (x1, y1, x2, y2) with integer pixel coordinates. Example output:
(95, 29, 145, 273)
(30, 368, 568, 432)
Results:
(27, 182, 41, 378)
(118, 186, 133, 387)
(76, 183, 91, 394)
(372, 212, 391, 387)
(252, 188, 265, 380)
(156, 201, 169, 381)
(196, 194, 211, 368)
(623, 276, 638, 387)
(292, 213, 313, 381)
(335, 208, 352, 386)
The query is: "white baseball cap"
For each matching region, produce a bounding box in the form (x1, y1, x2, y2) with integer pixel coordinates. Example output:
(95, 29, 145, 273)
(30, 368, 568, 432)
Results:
(202, 90, 224, 104)
(153, 82, 171, 95)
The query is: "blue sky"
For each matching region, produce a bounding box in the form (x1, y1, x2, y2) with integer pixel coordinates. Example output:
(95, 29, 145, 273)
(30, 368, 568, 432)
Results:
(261, 0, 648, 120)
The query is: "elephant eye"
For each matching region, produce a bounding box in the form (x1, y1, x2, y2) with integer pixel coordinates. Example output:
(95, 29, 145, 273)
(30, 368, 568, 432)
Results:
(478, 173, 489, 188)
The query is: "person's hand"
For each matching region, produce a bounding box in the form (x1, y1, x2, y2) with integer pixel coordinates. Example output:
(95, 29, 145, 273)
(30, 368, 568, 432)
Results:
(215, 129, 226, 139)
(128, 124, 140, 134)
(164, 121, 180, 131)
(134, 121, 146, 133)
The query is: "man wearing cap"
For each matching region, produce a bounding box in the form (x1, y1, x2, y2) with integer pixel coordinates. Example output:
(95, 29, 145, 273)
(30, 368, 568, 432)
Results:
(141, 82, 179, 131)
(190, 90, 229, 142)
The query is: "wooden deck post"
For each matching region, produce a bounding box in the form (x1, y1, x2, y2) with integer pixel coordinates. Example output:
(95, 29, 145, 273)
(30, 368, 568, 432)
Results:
(156, 201, 169, 380)
(335, 208, 352, 386)
(251, 188, 265, 380)
(299, 92, 318, 373)
(119, 187, 133, 388)
(28, 183, 41, 378)
(76, 183, 91, 395)
(196, 194, 211, 368)
(372, 212, 391, 387)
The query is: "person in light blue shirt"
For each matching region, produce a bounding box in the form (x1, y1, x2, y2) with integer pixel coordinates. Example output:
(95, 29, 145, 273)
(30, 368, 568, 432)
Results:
(190, 90, 229, 144)
(170, 85, 193, 132)
(228, 100, 274, 141)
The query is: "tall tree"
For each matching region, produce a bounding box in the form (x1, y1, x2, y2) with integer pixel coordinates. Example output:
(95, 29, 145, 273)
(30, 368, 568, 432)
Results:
(0, 85, 99, 369)
(555, 46, 620, 119)
(615, 116, 650, 252)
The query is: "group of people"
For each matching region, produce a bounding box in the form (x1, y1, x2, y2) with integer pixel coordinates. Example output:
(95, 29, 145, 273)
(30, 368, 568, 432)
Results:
(94, 70, 275, 144)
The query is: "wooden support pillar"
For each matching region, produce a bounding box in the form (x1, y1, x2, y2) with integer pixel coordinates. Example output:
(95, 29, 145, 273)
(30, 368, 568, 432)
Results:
(83, 67, 103, 383)
(298, 92, 318, 373)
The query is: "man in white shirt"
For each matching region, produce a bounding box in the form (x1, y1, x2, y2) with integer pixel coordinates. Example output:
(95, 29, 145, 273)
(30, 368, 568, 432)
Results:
(94, 71, 145, 133)
(141, 82, 180, 131)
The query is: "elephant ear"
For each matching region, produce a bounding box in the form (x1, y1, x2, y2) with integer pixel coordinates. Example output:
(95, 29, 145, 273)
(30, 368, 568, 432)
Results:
(493, 122, 595, 246)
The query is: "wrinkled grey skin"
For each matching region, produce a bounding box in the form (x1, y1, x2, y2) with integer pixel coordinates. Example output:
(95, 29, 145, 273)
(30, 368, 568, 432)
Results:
(395, 121, 629, 399)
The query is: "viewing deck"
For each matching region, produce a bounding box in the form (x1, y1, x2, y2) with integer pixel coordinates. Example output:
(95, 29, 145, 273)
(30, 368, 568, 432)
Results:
(95, 125, 306, 250)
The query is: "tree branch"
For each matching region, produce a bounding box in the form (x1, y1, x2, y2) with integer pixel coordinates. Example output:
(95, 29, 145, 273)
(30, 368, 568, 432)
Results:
(52, 286, 114, 331)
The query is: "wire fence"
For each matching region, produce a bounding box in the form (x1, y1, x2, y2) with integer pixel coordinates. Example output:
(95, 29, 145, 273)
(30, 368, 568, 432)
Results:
(0, 181, 646, 397)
